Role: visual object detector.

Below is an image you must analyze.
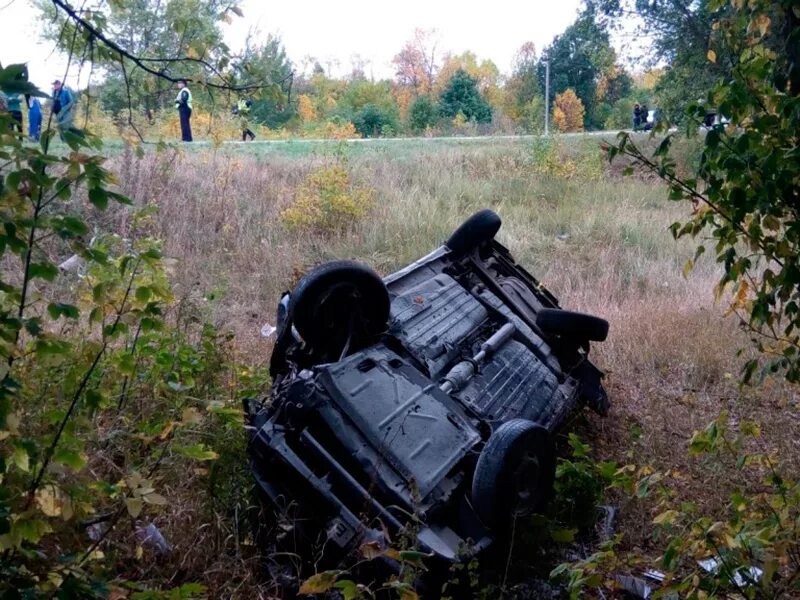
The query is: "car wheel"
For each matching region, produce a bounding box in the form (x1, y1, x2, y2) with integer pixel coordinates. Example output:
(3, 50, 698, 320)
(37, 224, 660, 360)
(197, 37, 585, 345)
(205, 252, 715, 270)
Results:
(471, 419, 555, 529)
(536, 308, 609, 342)
(290, 260, 390, 354)
(445, 209, 502, 255)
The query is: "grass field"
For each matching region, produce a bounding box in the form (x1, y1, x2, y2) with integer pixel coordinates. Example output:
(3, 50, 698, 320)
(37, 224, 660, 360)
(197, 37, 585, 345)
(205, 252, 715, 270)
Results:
(95, 133, 797, 595)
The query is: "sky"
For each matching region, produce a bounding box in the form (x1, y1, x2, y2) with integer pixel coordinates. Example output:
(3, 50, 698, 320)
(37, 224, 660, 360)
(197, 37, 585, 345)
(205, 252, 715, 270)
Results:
(0, 0, 588, 92)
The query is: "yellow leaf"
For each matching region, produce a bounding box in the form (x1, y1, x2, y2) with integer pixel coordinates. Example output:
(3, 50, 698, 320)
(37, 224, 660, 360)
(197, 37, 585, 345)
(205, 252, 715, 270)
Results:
(707, 49, 717, 63)
(13, 446, 29, 472)
(653, 509, 679, 525)
(6, 412, 20, 435)
(762, 214, 780, 231)
(36, 486, 63, 517)
(298, 571, 340, 594)
(135, 545, 144, 560)
(751, 14, 771, 37)
(142, 492, 167, 506)
(47, 571, 64, 588)
(359, 541, 383, 560)
(126, 472, 143, 490)
(181, 407, 203, 424)
(159, 421, 177, 440)
(125, 497, 143, 518)
(683, 258, 694, 278)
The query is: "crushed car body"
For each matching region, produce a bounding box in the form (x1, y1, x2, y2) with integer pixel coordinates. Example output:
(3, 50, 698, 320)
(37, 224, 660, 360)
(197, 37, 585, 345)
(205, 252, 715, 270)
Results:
(245, 208, 609, 571)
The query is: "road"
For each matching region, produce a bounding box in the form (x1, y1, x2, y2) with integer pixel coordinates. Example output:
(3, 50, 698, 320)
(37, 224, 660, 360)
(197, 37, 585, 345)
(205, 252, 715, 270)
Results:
(212, 130, 626, 146)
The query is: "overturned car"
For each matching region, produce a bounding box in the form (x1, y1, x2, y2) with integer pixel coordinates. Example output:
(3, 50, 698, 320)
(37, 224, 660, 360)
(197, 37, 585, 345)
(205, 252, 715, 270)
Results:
(245, 209, 609, 573)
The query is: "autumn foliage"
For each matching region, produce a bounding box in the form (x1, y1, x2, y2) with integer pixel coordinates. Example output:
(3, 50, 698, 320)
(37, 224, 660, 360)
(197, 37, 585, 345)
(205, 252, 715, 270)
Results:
(553, 88, 585, 132)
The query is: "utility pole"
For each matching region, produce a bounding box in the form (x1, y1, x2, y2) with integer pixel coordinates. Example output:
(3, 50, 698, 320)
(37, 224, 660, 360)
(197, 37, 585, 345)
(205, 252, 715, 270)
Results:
(544, 60, 550, 136)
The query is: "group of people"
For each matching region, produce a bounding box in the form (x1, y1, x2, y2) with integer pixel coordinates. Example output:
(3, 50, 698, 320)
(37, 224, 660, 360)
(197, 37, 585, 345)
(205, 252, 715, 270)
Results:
(0, 78, 79, 142)
(1, 75, 252, 144)
(633, 103, 661, 132)
(174, 78, 256, 143)
(0, 90, 42, 141)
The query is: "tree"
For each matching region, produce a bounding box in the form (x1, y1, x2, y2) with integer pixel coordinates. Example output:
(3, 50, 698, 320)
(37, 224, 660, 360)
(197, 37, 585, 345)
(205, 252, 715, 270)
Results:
(595, 0, 728, 122)
(392, 28, 439, 96)
(353, 104, 397, 137)
(337, 79, 399, 126)
(35, 0, 289, 131)
(435, 52, 503, 112)
(553, 89, 585, 132)
(538, 8, 618, 129)
(236, 34, 295, 129)
(438, 69, 492, 124)
(408, 95, 438, 132)
(606, 0, 800, 381)
(505, 42, 541, 126)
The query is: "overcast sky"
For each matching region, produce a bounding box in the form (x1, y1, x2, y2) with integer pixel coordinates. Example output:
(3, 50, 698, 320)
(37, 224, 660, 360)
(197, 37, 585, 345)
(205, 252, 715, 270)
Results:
(0, 0, 590, 92)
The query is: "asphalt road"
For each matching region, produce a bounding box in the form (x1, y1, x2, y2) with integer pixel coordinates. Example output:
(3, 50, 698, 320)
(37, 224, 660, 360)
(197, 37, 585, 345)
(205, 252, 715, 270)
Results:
(212, 130, 627, 145)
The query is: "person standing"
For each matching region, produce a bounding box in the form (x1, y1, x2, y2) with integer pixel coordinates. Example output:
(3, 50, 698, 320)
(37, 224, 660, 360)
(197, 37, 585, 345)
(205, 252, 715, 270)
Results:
(174, 79, 193, 142)
(640, 104, 650, 130)
(632, 103, 641, 131)
(51, 79, 78, 141)
(234, 97, 255, 141)
(6, 92, 23, 138)
(27, 96, 42, 142)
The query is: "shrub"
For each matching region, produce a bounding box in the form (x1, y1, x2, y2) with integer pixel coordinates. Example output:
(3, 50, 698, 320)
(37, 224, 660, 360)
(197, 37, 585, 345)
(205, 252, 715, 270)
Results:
(281, 163, 374, 232)
(0, 65, 242, 597)
(352, 103, 398, 138)
(553, 88, 585, 132)
(408, 95, 438, 132)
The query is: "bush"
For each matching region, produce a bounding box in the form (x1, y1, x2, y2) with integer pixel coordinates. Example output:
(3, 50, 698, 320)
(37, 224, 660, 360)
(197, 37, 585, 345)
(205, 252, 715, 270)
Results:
(281, 162, 374, 231)
(604, 96, 636, 130)
(0, 65, 244, 597)
(408, 95, 438, 132)
(552, 88, 585, 132)
(352, 103, 398, 138)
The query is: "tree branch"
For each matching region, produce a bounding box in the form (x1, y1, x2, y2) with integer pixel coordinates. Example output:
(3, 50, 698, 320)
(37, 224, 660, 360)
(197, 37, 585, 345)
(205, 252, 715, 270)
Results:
(50, 0, 293, 94)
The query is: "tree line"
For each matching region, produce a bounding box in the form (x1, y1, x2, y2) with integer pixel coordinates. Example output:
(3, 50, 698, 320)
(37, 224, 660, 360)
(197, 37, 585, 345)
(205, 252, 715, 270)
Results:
(35, 1, 731, 138)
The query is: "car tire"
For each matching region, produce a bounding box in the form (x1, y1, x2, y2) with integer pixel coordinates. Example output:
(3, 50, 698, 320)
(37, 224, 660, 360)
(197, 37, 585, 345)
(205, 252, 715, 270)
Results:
(536, 308, 609, 342)
(445, 209, 502, 255)
(290, 260, 390, 352)
(471, 419, 555, 529)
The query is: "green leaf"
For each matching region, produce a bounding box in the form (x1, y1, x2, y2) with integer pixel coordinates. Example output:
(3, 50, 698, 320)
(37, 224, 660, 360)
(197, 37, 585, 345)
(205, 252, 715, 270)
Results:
(175, 444, 219, 461)
(53, 448, 86, 470)
(29, 262, 59, 281)
(47, 303, 80, 320)
(88, 188, 109, 209)
(550, 528, 576, 543)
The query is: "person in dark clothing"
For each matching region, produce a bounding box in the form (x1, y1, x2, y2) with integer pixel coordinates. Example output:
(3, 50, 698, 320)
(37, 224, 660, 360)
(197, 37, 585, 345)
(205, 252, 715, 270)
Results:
(640, 104, 650, 130)
(632, 103, 641, 130)
(174, 79, 193, 142)
(6, 93, 24, 138)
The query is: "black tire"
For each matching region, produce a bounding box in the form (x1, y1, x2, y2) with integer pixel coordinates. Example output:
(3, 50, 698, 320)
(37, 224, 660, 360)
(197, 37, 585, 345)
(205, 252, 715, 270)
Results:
(471, 419, 555, 529)
(289, 260, 390, 352)
(536, 308, 609, 342)
(445, 209, 502, 255)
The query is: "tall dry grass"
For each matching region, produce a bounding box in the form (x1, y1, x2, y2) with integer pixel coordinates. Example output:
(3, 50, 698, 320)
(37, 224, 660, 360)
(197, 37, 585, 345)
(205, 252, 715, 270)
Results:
(90, 137, 797, 591)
